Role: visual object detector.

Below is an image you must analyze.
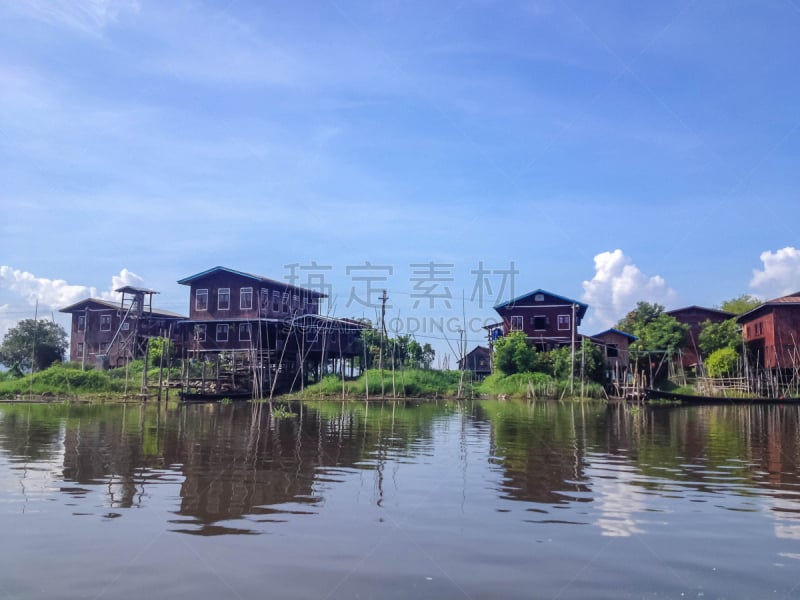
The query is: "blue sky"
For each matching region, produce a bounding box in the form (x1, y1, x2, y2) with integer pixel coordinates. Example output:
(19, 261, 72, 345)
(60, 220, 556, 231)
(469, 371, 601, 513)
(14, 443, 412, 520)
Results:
(2, 0, 799, 364)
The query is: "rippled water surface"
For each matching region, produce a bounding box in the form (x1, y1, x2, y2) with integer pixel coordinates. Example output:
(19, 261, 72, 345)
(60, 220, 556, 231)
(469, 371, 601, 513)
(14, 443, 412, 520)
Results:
(1, 400, 799, 599)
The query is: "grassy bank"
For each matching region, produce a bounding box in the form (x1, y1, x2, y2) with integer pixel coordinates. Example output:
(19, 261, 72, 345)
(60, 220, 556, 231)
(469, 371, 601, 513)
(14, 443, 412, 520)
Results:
(299, 369, 471, 399)
(0, 362, 181, 399)
(477, 372, 605, 399)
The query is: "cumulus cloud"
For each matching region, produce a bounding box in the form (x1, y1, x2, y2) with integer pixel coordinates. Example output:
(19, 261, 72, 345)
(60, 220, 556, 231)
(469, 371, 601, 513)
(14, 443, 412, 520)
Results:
(0, 266, 96, 309)
(581, 249, 677, 329)
(749, 247, 800, 299)
(0, 266, 145, 339)
(0, 266, 144, 309)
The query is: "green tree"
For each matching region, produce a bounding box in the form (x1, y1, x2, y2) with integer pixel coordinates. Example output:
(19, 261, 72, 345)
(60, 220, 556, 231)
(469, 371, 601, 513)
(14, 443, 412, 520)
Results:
(0, 319, 68, 372)
(147, 337, 175, 368)
(494, 331, 537, 375)
(705, 347, 739, 377)
(547, 339, 606, 382)
(719, 294, 761, 316)
(617, 302, 689, 377)
(698, 319, 741, 357)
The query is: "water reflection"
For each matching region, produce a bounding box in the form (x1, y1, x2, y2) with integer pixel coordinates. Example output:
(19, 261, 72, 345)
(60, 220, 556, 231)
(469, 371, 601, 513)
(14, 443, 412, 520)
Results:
(5, 399, 800, 597)
(2, 401, 800, 536)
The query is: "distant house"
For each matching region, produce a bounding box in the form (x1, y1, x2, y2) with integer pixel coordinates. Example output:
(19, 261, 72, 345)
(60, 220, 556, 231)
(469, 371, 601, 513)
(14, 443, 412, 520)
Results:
(666, 306, 735, 368)
(737, 292, 800, 369)
(493, 289, 588, 352)
(177, 266, 366, 387)
(591, 328, 637, 379)
(459, 346, 492, 380)
(60, 286, 184, 368)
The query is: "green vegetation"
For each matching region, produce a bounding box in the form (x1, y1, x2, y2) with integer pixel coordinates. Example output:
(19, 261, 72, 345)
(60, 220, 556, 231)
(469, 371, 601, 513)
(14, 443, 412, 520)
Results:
(698, 318, 741, 357)
(0, 319, 68, 372)
(0, 360, 182, 398)
(355, 326, 435, 370)
(719, 294, 761, 315)
(705, 347, 740, 377)
(493, 331, 538, 374)
(300, 368, 467, 398)
(617, 302, 688, 378)
(477, 371, 605, 399)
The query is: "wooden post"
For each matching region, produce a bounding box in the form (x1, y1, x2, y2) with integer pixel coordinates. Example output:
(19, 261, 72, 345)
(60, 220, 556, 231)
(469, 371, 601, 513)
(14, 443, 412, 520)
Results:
(141, 338, 150, 398)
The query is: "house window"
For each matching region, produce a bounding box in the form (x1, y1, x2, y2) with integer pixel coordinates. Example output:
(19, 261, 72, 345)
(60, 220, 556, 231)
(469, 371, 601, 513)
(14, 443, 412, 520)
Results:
(77, 315, 86, 332)
(100, 314, 112, 331)
(121, 322, 130, 331)
(240, 287, 253, 310)
(218, 288, 230, 310)
(293, 294, 299, 310)
(216, 324, 229, 342)
(510, 316, 523, 331)
(557, 314, 570, 331)
(239, 323, 251, 342)
(77, 342, 84, 355)
(533, 316, 547, 331)
(534, 294, 544, 302)
(195, 324, 206, 342)
(282, 292, 290, 312)
(607, 344, 619, 358)
(196, 289, 209, 311)
(273, 291, 281, 312)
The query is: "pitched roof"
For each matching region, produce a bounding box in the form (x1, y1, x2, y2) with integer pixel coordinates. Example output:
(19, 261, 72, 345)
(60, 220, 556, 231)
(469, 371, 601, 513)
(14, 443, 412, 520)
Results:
(592, 328, 638, 341)
(494, 289, 588, 319)
(736, 292, 800, 323)
(59, 297, 185, 319)
(177, 266, 327, 297)
(666, 305, 734, 319)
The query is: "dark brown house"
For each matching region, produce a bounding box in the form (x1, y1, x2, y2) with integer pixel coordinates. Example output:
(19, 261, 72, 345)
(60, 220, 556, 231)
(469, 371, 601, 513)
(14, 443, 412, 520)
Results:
(493, 289, 588, 352)
(177, 266, 366, 389)
(60, 286, 184, 368)
(737, 292, 800, 369)
(666, 305, 734, 368)
(590, 328, 637, 378)
(459, 346, 492, 380)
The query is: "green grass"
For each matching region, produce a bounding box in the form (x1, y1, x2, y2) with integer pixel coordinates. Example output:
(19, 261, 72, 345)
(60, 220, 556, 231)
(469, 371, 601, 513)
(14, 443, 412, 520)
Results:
(0, 361, 182, 398)
(477, 371, 605, 399)
(300, 369, 471, 398)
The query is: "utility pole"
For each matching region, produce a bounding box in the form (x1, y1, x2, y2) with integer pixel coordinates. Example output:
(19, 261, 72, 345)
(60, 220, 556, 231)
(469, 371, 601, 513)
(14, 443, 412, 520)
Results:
(457, 328, 465, 397)
(570, 303, 577, 396)
(379, 289, 388, 397)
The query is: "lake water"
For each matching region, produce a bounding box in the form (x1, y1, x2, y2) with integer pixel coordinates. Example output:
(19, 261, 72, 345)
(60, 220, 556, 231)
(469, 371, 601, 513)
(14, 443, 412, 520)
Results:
(1, 399, 799, 599)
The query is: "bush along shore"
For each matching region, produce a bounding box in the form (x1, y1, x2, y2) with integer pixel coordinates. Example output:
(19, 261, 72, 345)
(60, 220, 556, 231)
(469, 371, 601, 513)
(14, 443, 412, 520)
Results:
(1, 363, 606, 402)
(299, 368, 605, 400)
(0, 361, 182, 401)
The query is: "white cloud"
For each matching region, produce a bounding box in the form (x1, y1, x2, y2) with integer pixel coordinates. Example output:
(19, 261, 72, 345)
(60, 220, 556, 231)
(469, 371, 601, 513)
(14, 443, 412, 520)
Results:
(0, 266, 145, 339)
(0, 265, 144, 310)
(0, 266, 96, 309)
(749, 247, 800, 300)
(581, 249, 677, 330)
